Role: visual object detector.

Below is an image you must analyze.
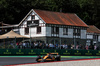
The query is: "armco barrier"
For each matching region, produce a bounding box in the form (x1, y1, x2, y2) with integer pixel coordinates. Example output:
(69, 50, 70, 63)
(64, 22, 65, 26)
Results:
(0, 49, 100, 56)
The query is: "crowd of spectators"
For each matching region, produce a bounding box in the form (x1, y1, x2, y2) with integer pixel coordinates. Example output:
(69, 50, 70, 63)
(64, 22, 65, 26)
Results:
(15, 41, 99, 50)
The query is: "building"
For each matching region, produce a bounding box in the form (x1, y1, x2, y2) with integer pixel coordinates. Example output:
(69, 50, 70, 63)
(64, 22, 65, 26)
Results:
(0, 9, 89, 47)
(86, 25, 100, 46)
(11, 9, 88, 47)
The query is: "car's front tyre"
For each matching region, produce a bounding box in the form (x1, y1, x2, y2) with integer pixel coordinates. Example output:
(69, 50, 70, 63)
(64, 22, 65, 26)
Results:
(36, 56, 41, 62)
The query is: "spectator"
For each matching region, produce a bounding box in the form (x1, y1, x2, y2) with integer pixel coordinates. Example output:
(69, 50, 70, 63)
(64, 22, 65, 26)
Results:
(94, 45, 97, 50)
(46, 43, 49, 49)
(68, 44, 71, 49)
(19, 42, 22, 49)
(10, 42, 14, 48)
(39, 43, 42, 49)
(89, 45, 92, 50)
(25, 42, 28, 48)
(65, 44, 68, 49)
(34, 42, 38, 49)
(85, 45, 89, 50)
(60, 44, 63, 49)
(56, 43, 58, 49)
(49, 43, 53, 49)
(31, 42, 34, 49)
(16, 42, 20, 48)
(71, 44, 74, 49)
(78, 44, 82, 49)
(62, 44, 65, 49)
(76, 45, 79, 50)
(22, 42, 26, 49)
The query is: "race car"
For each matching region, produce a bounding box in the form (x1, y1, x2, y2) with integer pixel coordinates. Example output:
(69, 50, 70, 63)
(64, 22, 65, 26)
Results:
(36, 53, 61, 62)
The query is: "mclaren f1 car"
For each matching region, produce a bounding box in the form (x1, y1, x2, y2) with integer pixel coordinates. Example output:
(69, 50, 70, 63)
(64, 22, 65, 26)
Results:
(36, 53, 61, 62)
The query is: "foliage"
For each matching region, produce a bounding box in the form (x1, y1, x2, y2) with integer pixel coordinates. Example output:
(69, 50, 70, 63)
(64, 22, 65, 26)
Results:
(0, 0, 100, 28)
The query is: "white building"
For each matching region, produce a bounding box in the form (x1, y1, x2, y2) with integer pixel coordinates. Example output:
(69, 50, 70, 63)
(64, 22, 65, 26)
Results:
(86, 25, 100, 46)
(12, 9, 88, 46)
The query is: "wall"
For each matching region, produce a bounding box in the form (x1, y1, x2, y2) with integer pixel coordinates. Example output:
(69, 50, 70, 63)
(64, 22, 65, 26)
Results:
(59, 28, 73, 38)
(0, 49, 100, 56)
(46, 27, 51, 36)
(81, 30, 86, 39)
(19, 11, 46, 37)
(98, 35, 100, 42)
(46, 26, 87, 39)
(87, 34, 93, 39)
(30, 27, 46, 37)
(46, 27, 74, 38)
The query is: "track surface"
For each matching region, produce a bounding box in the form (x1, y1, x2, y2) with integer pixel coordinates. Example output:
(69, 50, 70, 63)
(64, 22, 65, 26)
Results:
(0, 56, 99, 65)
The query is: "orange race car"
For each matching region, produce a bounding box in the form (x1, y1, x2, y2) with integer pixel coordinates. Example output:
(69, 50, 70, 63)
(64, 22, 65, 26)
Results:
(36, 53, 61, 62)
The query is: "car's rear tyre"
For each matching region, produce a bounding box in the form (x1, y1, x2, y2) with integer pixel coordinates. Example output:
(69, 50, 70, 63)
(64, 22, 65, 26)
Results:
(56, 55, 61, 61)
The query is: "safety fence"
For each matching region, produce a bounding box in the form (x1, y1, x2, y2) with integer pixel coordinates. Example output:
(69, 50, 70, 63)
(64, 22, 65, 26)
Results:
(0, 49, 100, 56)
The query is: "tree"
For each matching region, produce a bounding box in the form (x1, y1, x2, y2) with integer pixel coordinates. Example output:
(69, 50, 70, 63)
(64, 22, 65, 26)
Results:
(0, 0, 100, 29)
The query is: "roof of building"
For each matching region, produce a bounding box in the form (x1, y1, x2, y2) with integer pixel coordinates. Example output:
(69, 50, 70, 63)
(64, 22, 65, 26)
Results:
(33, 9, 88, 27)
(87, 25, 100, 34)
(0, 30, 29, 39)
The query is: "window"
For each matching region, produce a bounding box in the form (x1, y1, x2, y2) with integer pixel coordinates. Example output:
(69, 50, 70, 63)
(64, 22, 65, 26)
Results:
(93, 35, 98, 40)
(77, 29, 81, 36)
(73, 28, 76, 36)
(34, 20, 39, 26)
(73, 28, 80, 36)
(63, 28, 68, 35)
(51, 27, 54, 34)
(31, 15, 35, 20)
(25, 27, 29, 35)
(37, 27, 41, 34)
(51, 27, 59, 34)
(56, 27, 59, 34)
(27, 21, 32, 27)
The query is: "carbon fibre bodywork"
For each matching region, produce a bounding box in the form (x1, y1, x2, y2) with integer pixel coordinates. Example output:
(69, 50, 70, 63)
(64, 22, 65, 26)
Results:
(36, 53, 61, 62)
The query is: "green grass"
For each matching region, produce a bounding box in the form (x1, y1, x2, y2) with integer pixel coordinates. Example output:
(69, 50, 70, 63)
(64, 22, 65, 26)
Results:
(0, 56, 100, 58)
(61, 56, 100, 58)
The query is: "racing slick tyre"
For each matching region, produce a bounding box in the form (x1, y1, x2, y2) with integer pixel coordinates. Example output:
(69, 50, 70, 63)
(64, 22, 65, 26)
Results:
(41, 59, 46, 62)
(55, 55, 61, 61)
(36, 56, 41, 62)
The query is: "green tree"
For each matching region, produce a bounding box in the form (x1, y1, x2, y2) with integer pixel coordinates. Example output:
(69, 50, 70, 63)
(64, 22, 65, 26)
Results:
(0, 0, 100, 29)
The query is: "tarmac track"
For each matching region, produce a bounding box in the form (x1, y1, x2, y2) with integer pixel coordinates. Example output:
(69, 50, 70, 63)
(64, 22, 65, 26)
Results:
(0, 57, 96, 65)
